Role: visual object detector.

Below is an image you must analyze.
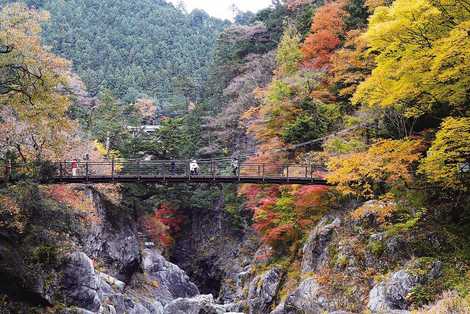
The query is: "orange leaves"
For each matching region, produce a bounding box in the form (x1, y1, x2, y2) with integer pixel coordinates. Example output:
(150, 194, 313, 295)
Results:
(241, 183, 328, 252)
(293, 185, 329, 211)
(302, 0, 348, 69)
(327, 139, 424, 197)
(46, 185, 96, 214)
(0, 195, 26, 233)
(141, 204, 184, 248)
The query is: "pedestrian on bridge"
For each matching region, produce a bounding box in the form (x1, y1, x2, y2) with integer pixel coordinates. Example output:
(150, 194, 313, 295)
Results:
(71, 159, 78, 176)
(190, 159, 199, 175)
(231, 157, 239, 176)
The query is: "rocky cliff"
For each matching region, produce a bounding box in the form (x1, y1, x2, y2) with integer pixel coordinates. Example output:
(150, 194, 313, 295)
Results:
(0, 184, 241, 314)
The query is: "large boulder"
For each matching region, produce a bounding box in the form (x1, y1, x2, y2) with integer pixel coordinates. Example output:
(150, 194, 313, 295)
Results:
(302, 216, 341, 273)
(248, 267, 283, 314)
(61, 252, 101, 312)
(367, 260, 442, 312)
(163, 294, 242, 314)
(278, 278, 330, 314)
(142, 248, 199, 305)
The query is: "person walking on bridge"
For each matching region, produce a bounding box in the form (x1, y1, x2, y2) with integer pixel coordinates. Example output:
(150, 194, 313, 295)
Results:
(231, 157, 239, 176)
(71, 159, 78, 177)
(190, 159, 199, 176)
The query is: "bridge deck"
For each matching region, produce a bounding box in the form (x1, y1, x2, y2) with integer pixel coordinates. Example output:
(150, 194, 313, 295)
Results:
(50, 175, 328, 185)
(0, 160, 329, 185)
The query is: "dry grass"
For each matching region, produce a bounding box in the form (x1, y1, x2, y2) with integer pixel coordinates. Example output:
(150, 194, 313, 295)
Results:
(414, 291, 470, 314)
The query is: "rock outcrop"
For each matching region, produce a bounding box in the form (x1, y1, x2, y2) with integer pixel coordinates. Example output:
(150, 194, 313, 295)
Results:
(367, 260, 442, 312)
(301, 216, 341, 273)
(247, 267, 283, 314)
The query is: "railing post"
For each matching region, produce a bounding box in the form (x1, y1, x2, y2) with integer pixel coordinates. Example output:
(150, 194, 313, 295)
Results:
(238, 163, 241, 182)
(286, 165, 289, 182)
(258, 165, 261, 177)
(262, 164, 265, 183)
(188, 162, 191, 181)
(305, 165, 308, 178)
(310, 164, 314, 182)
(59, 162, 63, 179)
(111, 159, 115, 181)
(211, 160, 215, 180)
(162, 162, 166, 181)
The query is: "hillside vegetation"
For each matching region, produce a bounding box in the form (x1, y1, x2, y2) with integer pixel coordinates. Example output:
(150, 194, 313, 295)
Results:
(1, 0, 470, 313)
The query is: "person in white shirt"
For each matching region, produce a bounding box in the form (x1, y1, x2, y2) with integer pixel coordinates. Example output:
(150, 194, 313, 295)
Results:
(189, 160, 199, 175)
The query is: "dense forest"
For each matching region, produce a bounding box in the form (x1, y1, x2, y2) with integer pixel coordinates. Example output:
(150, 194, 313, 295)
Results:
(1, 0, 229, 106)
(1, 0, 470, 313)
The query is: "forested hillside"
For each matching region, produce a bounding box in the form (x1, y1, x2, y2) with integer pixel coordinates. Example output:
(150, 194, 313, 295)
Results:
(1, 0, 470, 313)
(1, 0, 229, 105)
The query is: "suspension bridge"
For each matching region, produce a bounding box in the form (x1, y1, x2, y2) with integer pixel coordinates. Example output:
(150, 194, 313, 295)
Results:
(0, 159, 329, 185)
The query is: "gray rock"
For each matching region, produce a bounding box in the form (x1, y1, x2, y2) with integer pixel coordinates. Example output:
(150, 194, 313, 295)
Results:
(143, 248, 199, 305)
(367, 261, 442, 313)
(283, 278, 326, 314)
(105, 293, 163, 314)
(163, 294, 238, 314)
(62, 252, 101, 312)
(83, 189, 140, 281)
(248, 267, 283, 314)
(302, 216, 341, 273)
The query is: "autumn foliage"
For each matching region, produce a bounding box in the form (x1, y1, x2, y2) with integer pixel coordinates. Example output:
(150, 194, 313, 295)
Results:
(302, 0, 347, 69)
(46, 185, 98, 222)
(141, 204, 184, 248)
(240, 184, 328, 251)
(327, 139, 424, 197)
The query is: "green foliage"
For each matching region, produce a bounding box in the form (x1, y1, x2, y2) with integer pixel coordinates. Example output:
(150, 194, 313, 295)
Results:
(1, 0, 229, 104)
(90, 90, 133, 154)
(419, 117, 470, 191)
(367, 239, 384, 256)
(276, 25, 302, 76)
(281, 114, 327, 144)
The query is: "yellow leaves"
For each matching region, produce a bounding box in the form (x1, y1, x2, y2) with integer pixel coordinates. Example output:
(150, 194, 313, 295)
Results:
(350, 196, 397, 223)
(0, 4, 73, 161)
(353, 0, 470, 117)
(327, 139, 424, 197)
(419, 117, 470, 191)
(275, 25, 302, 76)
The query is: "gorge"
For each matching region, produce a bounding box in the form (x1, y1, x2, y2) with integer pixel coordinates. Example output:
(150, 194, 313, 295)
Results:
(1, 0, 470, 313)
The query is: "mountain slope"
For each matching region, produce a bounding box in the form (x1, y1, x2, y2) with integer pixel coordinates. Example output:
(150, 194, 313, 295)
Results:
(8, 0, 229, 105)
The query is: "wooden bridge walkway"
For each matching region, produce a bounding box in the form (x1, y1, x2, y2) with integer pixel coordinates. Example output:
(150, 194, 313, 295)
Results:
(0, 160, 329, 185)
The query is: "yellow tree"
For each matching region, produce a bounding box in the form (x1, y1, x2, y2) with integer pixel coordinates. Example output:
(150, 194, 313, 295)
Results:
(419, 117, 470, 191)
(353, 0, 470, 118)
(327, 139, 424, 197)
(0, 4, 72, 161)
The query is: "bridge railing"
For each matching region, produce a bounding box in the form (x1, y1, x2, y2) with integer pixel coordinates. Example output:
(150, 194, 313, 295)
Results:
(1, 159, 327, 183)
(53, 160, 326, 179)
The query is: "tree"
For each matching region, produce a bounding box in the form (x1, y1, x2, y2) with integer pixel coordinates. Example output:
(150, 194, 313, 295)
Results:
(0, 3, 72, 162)
(419, 117, 470, 191)
(276, 24, 303, 76)
(302, 0, 347, 69)
(133, 98, 157, 125)
(327, 139, 424, 197)
(352, 0, 470, 118)
(91, 90, 133, 156)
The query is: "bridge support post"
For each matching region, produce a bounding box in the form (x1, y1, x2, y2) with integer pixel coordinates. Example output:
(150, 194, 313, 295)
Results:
(211, 160, 215, 181)
(162, 162, 166, 182)
(111, 159, 115, 182)
(262, 164, 265, 183)
(85, 162, 89, 182)
(286, 165, 289, 183)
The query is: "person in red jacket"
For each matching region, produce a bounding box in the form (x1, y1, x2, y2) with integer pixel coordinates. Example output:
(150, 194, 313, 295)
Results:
(71, 159, 78, 176)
